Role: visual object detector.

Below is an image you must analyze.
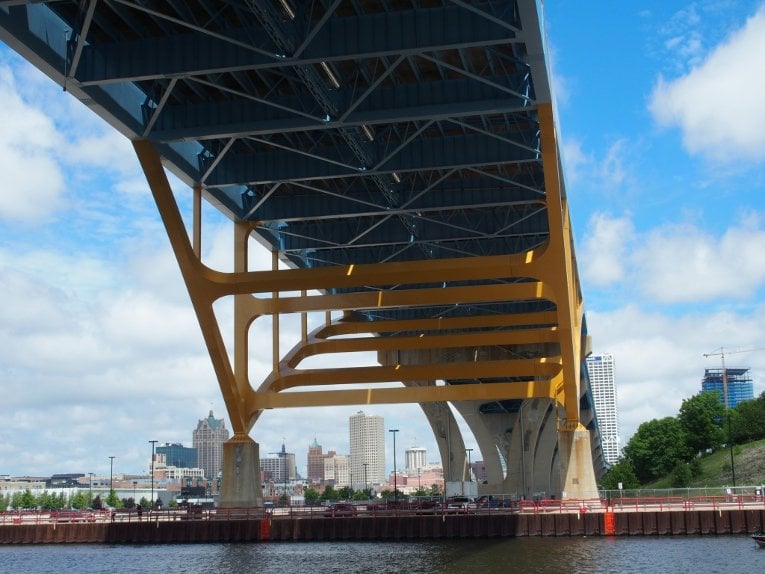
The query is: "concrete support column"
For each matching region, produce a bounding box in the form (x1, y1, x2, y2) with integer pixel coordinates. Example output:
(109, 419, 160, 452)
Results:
(219, 434, 263, 508)
(559, 424, 598, 499)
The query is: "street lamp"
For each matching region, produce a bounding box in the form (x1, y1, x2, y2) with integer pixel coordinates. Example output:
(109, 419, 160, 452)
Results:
(363, 463, 368, 494)
(109, 456, 115, 492)
(389, 429, 399, 504)
(417, 468, 421, 493)
(88, 473, 94, 508)
(149, 439, 158, 507)
(466, 448, 473, 482)
(133, 480, 137, 506)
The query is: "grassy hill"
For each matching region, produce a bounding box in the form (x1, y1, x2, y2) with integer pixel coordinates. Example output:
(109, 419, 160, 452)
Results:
(646, 438, 765, 489)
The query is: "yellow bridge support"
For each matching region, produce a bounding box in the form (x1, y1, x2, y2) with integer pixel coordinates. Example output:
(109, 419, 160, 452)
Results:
(132, 99, 598, 506)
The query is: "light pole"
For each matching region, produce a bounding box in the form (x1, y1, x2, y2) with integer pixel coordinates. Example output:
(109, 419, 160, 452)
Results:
(88, 473, 94, 508)
(728, 412, 736, 487)
(149, 439, 158, 507)
(108, 455, 115, 493)
(363, 463, 368, 494)
(132, 480, 137, 506)
(417, 468, 421, 493)
(389, 429, 399, 504)
(466, 448, 473, 482)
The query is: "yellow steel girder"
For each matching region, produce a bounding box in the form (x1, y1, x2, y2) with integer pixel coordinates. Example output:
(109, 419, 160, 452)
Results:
(133, 117, 586, 434)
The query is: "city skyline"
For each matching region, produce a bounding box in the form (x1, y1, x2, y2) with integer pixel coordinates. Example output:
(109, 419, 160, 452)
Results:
(2, 2, 765, 478)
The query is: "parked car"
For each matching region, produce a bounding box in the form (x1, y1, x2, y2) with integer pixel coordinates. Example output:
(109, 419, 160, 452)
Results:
(323, 503, 357, 517)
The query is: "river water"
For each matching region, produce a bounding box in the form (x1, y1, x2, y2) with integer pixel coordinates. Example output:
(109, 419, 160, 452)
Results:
(1, 536, 761, 573)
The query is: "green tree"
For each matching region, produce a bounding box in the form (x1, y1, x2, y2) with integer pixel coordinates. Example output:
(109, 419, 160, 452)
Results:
(92, 495, 103, 510)
(677, 391, 726, 454)
(730, 393, 765, 443)
(36, 491, 52, 510)
(304, 487, 320, 505)
(320, 486, 339, 502)
(670, 462, 693, 487)
(19, 489, 36, 509)
(337, 486, 354, 500)
(428, 484, 441, 496)
(0, 493, 8, 512)
(599, 460, 640, 490)
(623, 417, 693, 484)
(352, 488, 373, 501)
(105, 489, 124, 509)
(70, 491, 88, 510)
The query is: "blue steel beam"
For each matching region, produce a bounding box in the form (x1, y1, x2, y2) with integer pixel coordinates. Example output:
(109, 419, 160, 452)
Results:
(148, 77, 532, 141)
(69, 6, 521, 85)
(205, 131, 540, 187)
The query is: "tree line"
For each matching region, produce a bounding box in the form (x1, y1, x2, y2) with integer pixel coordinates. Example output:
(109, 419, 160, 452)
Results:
(601, 390, 765, 490)
(0, 488, 169, 512)
(300, 484, 441, 505)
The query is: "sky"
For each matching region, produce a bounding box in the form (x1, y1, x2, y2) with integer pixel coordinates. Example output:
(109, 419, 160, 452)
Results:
(1, 1, 765, 481)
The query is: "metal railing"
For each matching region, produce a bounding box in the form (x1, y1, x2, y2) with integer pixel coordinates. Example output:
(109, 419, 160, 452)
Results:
(2, 492, 764, 524)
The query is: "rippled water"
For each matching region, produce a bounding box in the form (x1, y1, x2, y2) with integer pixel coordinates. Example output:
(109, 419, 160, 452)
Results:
(1, 535, 761, 573)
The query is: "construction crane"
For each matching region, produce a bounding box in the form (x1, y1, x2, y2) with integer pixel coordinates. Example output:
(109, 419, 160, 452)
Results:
(702, 347, 765, 407)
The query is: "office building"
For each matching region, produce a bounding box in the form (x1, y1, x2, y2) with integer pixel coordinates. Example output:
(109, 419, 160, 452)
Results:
(192, 410, 229, 480)
(702, 368, 754, 408)
(349, 411, 385, 489)
(323, 453, 350, 488)
(307, 438, 325, 483)
(405, 447, 427, 473)
(585, 353, 620, 465)
(156, 443, 197, 469)
(260, 442, 296, 484)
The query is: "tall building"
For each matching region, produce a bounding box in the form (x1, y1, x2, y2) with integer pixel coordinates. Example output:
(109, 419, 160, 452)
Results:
(405, 447, 427, 473)
(307, 438, 325, 483)
(585, 353, 620, 465)
(323, 453, 350, 488)
(156, 443, 197, 469)
(349, 411, 385, 489)
(192, 410, 229, 480)
(260, 442, 296, 485)
(702, 368, 754, 408)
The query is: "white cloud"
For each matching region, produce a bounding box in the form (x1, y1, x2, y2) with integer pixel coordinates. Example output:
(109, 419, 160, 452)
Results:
(633, 217, 765, 303)
(650, 5, 765, 163)
(581, 213, 634, 287)
(580, 211, 765, 305)
(0, 65, 65, 221)
(561, 137, 589, 187)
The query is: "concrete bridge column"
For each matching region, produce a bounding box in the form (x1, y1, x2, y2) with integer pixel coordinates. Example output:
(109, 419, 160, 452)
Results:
(559, 424, 598, 499)
(452, 401, 505, 486)
(218, 434, 263, 508)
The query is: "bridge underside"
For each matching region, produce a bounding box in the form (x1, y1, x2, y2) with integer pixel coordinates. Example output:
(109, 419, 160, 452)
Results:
(2, 0, 606, 503)
(134, 129, 602, 503)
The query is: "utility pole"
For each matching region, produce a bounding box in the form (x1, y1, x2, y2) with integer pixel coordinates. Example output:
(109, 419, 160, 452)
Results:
(149, 440, 158, 507)
(389, 429, 399, 504)
(108, 456, 115, 496)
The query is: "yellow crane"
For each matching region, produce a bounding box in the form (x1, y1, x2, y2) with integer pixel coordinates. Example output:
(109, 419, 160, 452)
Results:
(702, 347, 765, 407)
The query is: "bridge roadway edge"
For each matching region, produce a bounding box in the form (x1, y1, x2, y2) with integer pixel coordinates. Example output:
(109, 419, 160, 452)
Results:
(1, 510, 763, 544)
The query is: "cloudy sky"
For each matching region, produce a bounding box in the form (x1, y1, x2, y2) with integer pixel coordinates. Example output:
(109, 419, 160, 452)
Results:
(2, 1, 765, 480)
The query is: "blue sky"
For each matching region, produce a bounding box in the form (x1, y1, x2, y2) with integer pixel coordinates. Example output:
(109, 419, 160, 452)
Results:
(1, 2, 764, 479)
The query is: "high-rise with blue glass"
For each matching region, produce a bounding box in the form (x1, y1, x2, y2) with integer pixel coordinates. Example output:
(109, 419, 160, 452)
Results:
(702, 368, 754, 408)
